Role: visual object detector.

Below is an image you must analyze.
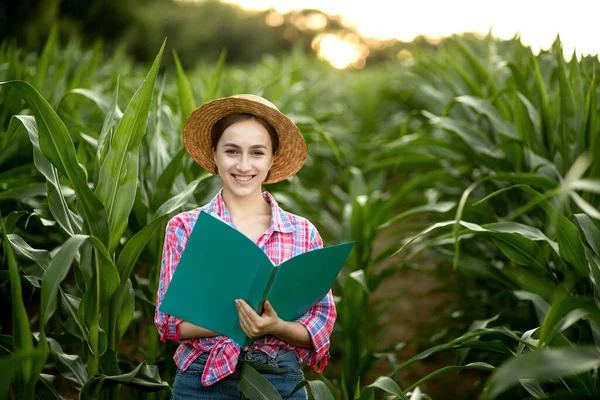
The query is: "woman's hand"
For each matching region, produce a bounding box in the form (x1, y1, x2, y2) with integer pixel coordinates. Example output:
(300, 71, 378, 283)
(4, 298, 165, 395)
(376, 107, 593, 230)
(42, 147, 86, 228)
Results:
(235, 299, 283, 339)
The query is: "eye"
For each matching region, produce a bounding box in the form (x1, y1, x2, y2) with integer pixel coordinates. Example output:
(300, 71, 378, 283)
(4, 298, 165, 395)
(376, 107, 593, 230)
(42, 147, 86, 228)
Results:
(252, 151, 265, 156)
(224, 149, 238, 154)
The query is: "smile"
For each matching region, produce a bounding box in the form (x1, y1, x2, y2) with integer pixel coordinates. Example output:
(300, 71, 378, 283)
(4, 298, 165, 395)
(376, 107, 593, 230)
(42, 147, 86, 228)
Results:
(233, 175, 255, 183)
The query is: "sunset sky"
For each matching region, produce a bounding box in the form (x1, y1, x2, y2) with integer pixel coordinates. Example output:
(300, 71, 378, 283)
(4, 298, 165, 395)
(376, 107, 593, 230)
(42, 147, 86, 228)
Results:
(224, 0, 596, 56)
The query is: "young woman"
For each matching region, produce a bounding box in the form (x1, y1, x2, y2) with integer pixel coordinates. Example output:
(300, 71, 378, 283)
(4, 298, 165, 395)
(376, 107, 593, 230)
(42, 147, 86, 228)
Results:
(155, 94, 336, 399)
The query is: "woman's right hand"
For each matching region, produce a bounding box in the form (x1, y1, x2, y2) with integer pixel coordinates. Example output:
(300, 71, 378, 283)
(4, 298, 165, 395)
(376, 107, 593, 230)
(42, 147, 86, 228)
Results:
(178, 321, 219, 339)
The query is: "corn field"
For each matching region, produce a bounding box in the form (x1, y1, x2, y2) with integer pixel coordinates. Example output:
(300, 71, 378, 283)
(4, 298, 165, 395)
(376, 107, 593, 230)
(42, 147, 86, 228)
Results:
(1, 30, 600, 400)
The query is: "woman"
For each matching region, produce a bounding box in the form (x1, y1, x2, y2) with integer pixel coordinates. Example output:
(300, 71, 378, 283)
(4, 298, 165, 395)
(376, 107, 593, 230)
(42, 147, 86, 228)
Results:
(155, 94, 336, 399)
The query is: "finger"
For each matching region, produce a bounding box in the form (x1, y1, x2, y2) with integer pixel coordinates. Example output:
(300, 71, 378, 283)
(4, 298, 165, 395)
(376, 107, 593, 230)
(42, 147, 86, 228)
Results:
(263, 300, 278, 318)
(236, 300, 256, 329)
(238, 310, 252, 336)
(238, 299, 261, 322)
(235, 299, 250, 320)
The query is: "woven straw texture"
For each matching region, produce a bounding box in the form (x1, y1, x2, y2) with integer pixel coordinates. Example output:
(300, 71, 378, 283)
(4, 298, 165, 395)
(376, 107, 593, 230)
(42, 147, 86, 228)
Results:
(183, 94, 307, 184)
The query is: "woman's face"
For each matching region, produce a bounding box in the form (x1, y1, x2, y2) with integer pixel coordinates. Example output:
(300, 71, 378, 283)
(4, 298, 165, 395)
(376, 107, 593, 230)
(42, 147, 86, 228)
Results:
(213, 118, 274, 199)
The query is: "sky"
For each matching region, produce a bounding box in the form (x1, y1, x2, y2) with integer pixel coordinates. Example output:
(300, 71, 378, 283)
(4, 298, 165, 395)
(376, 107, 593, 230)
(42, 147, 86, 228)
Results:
(223, 0, 598, 57)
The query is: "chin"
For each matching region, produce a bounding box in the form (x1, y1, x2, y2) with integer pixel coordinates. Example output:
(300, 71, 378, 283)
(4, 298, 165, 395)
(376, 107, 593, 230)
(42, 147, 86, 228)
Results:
(224, 179, 263, 198)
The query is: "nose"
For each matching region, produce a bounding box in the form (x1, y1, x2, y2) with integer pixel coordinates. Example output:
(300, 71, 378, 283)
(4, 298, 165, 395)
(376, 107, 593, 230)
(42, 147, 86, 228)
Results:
(237, 154, 251, 172)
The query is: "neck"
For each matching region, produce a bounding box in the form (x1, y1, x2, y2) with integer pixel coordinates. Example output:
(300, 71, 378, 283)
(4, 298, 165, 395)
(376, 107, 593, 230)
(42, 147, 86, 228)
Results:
(221, 187, 270, 218)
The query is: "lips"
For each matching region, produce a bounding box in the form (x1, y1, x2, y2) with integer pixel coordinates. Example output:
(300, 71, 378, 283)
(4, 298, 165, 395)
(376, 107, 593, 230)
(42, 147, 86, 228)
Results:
(233, 175, 254, 183)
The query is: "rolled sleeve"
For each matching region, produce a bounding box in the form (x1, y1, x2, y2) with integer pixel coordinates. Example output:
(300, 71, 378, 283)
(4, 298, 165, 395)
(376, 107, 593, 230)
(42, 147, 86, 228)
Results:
(154, 216, 188, 343)
(295, 290, 336, 371)
(294, 228, 337, 372)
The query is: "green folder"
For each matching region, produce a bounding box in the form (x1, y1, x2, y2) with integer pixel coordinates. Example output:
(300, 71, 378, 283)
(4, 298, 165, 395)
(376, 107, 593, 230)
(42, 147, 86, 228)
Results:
(159, 211, 354, 347)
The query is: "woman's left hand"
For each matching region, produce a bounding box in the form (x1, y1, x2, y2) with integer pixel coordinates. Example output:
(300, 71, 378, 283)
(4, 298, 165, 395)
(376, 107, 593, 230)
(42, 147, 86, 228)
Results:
(235, 299, 282, 339)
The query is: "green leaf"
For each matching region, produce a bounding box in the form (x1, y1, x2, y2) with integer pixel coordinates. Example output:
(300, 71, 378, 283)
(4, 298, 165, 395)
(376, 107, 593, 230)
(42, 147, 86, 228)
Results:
(39, 235, 89, 329)
(0, 81, 109, 244)
(58, 291, 88, 342)
(12, 115, 82, 235)
(491, 232, 543, 268)
(57, 88, 117, 115)
(519, 378, 546, 399)
(430, 116, 504, 159)
(389, 327, 525, 376)
(307, 380, 336, 400)
(37, 373, 67, 400)
(114, 279, 135, 344)
(7, 233, 51, 270)
(513, 291, 550, 324)
(32, 26, 58, 95)
(454, 95, 519, 140)
(235, 362, 282, 400)
(557, 215, 589, 278)
(1, 212, 35, 379)
(0, 348, 48, 400)
(574, 214, 600, 257)
(486, 221, 558, 254)
(363, 376, 407, 400)
(173, 49, 196, 132)
(540, 296, 600, 345)
(152, 174, 210, 219)
(97, 78, 121, 168)
(555, 39, 576, 164)
(377, 202, 455, 230)
(481, 347, 600, 400)
(95, 41, 164, 252)
(149, 147, 187, 213)
(348, 270, 369, 294)
(530, 51, 555, 156)
(0, 183, 46, 200)
(404, 362, 494, 393)
(203, 49, 227, 102)
(47, 337, 88, 389)
(79, 361, 169, 399)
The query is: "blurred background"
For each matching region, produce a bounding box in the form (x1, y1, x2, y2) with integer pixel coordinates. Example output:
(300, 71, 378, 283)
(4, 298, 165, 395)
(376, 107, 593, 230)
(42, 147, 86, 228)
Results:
(2, 1, 600, 400)
(2, 0, 596, 70)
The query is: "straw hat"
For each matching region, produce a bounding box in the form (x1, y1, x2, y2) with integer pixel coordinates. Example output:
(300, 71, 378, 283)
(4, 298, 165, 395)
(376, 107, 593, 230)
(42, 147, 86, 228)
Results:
(183, 94, 307, 184)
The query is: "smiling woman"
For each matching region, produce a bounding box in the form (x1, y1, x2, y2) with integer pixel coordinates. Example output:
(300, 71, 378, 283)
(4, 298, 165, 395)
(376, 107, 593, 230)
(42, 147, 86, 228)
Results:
(155, 94, 337, 400)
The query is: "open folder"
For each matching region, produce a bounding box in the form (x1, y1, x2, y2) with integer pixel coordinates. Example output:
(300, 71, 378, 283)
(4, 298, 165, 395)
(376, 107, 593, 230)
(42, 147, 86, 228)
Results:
(159, 211, 355, 347)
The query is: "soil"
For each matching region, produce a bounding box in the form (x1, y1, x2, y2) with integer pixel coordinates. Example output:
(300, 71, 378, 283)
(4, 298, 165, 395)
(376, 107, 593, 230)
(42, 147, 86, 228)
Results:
(363, 222, 487, 399)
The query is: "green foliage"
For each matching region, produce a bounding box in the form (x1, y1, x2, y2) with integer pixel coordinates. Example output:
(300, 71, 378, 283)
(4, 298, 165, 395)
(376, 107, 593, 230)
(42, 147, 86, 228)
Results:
(1, 29, 600, 400)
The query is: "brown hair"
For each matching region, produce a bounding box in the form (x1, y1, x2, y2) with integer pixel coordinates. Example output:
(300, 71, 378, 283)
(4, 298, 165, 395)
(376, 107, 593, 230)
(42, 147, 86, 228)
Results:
(211, 113, 280, 154)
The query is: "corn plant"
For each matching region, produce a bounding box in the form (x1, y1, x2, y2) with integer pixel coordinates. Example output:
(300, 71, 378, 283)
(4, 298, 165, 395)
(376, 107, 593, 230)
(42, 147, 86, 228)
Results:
(380, 36, 600, 398)
(1, 41, 172, 399)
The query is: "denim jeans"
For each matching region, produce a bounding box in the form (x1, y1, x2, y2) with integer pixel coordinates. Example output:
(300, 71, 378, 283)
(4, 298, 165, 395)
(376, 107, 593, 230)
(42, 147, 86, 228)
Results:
(171, 348, 308, 399)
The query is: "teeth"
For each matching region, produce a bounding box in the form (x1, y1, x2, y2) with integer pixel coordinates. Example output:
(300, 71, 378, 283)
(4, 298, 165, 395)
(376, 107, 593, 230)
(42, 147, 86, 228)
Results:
(234, 175, 253, 182)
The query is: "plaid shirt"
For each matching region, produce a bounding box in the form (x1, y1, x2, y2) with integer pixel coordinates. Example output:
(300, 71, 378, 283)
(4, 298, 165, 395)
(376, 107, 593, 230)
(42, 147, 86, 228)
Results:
(155, 189, 336, 386)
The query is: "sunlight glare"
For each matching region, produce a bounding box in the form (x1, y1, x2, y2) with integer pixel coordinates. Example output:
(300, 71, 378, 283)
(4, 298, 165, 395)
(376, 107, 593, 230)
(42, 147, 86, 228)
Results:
(222, 0, 600, 58)
(313, 34, 366, 69)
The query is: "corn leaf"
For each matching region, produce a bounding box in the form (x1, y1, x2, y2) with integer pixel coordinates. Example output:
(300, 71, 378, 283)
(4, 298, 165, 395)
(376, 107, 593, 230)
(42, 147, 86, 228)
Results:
(0, 80, 109, 244)
(95, 41, 165, 252)
(235, 362, 282, 400)
(173, 49, 196, 132)
(480, 346, 600, 400)
(79, 361, 169, 399)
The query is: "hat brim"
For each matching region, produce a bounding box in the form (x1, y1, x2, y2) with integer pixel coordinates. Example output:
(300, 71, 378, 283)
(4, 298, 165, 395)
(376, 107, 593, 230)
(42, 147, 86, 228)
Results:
(183, 96, 307, 184)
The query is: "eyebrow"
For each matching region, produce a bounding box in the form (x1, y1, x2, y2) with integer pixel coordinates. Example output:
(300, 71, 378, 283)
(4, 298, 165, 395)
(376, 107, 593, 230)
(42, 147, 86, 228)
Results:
(222, 143, 268, 150)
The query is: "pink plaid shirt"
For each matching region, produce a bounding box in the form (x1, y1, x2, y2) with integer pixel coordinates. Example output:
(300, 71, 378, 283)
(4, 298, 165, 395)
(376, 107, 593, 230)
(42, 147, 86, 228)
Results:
(155, 189, 336, 386)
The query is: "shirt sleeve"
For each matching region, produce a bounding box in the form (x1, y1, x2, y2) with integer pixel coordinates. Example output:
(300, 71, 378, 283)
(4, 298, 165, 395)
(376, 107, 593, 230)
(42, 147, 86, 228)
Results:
(154, 215, 188, 343)
(294, 228, 337, 373)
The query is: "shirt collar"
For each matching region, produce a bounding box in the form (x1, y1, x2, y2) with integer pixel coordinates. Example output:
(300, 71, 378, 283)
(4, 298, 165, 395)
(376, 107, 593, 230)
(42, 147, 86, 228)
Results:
(209, 189, 294, 233)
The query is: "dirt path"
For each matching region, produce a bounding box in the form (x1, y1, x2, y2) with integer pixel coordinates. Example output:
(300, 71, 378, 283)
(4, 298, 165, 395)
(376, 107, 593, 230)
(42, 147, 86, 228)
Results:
(366, 224, 485, 399)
